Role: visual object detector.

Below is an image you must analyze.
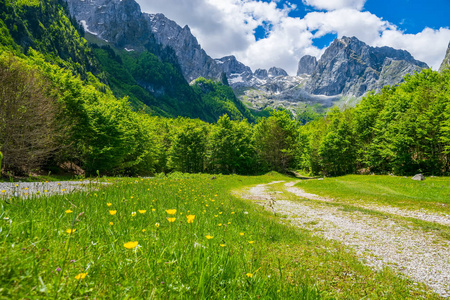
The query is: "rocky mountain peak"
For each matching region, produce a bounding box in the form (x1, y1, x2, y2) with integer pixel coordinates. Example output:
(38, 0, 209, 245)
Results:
(268, 67, 288, 77)
(254, 69, 268, 79)
(144, 13, 222, 82)
(305, 36, 428, 96)
(439, 42, 450, 72)
(66, 0, 150, 50)
(66, 0, 222, 82)
(297, 55, 317, 75)
(215, 56, 252, 76)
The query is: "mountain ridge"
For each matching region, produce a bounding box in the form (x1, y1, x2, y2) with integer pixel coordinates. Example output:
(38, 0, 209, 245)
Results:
(440, 42, 450, 72)
(65, 0, 431, 116)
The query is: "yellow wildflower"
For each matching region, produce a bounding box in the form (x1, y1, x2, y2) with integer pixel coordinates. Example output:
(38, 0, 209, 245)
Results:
(109, 210, 117, 215)
(138, 210, 146, 214)
(220, 244, 226, 247)
(131, 212, 137, 217)
(75, 273, 88, 280)
(65, 210, 73, 214)
(167, 217, 176, 223)
(246, 267, 261, 278)
(142, 229, 146, 233)
(152, 208, 156, 212)
(66, 229, 76, 234)
(107, 203, 112, 207)
(186, 215, 195, 224)
(155, 223, 160, 228)
(240, 233, 244, 236)
(205, 235, 214, 240)
(124, 241, 139, 249)
(248, 241, 255, 244)
(109, 222, 113, 226)
(166, 209, 177, 215)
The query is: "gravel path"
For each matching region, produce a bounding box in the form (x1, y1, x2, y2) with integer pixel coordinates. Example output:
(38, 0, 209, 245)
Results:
(241, 181, 450, 298)
(287, 181, 450, 227)
(0, 180, 107, 198)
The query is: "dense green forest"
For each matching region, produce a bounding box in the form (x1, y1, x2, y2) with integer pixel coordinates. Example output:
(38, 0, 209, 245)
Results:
(0, 0, 449, 177)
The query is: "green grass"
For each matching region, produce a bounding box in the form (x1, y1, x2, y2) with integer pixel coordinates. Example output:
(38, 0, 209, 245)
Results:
(296, 175, 450, 213)
(0, 173, 441, 299)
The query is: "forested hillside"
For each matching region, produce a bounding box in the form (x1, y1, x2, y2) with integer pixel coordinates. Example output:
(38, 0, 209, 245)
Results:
(299, 69, 450, 176)
(0, 0, 257, 176)
(0, 0, 449, 177)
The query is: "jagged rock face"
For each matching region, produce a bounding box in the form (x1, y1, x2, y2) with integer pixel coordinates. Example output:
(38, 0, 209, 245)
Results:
(65, 0, 222, 82)
(215, 56, 253, 86)
(254, 69, 268, 79)
(66, 0, 151, 50)
(215, 56, 251, 75)
(146, 14, 222, 81)
(439, 42, 450, 72)
(268, 67, 288, 77)
(306, 36, 428, 96)
(297, 55, 317, 75)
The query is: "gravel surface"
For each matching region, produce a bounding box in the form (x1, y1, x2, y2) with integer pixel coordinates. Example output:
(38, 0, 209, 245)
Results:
(241, 181, 450, 298)
(286, 182, 450, 227)
(0, 180, 106, 198)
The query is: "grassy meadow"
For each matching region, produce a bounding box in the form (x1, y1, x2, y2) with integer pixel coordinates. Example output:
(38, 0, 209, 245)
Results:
(0, 173, 442, 299)
(295, 175, 450, 213)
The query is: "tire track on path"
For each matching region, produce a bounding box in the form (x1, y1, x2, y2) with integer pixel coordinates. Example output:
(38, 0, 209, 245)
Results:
(240, 181, 450, 298)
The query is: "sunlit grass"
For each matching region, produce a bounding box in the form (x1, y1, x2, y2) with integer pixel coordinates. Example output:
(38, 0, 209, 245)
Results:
(296, 175, 450, 213)
(0, 173, 440, 299)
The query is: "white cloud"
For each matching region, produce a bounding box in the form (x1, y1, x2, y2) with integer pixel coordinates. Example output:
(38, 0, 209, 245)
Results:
(302, 0, 367, 11)
(303, 9, 394, 42)
(376, 28, 450, 70)
(136, 0, 450, 74)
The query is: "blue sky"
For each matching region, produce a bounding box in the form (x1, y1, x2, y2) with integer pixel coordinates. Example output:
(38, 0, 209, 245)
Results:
(137, 0, 450, 74)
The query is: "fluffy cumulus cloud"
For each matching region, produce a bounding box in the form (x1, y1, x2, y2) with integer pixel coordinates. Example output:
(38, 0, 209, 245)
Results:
(136, 0, 450, 74)
(302, 0, 367, 11)
(376, 28, 450, 70)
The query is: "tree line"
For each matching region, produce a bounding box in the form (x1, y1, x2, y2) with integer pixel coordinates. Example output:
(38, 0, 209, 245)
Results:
(1, 50, 450, 177)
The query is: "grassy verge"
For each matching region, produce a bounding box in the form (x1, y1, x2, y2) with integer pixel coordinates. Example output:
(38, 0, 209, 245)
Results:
(295, 175, 450, 213)
(0, 173, 440, 299)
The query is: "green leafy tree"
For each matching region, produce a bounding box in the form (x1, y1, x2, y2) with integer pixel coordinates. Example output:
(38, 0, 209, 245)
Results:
(254, 110, 298, 172)
(318, 111, 357, 176)
(207, 115, 255, 174)
(168, 120, 209, 173)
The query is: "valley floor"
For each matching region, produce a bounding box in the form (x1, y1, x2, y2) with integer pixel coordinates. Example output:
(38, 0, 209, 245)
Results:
(239, 180, 450, 298)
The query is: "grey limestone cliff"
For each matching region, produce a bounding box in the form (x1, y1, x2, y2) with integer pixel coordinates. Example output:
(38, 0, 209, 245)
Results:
(146, 13, 222, 81)
(254, 69, 268, 79)
(305, 36, 428, 96)
(297, 55, 317, 75)
(439, 42, 450, 72)
(65, 0, 222, 82)
(215, 56, 253, 87)
(66, 0, 151, 49)
(268, 67, 288, 77)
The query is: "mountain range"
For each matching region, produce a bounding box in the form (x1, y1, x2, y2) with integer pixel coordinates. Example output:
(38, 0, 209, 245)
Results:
(66, 0, 438, 116)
